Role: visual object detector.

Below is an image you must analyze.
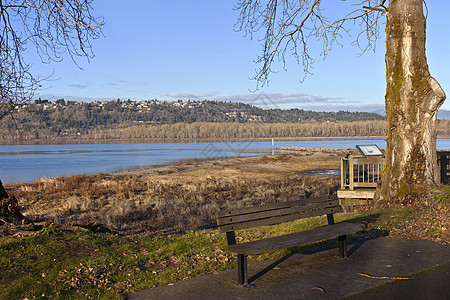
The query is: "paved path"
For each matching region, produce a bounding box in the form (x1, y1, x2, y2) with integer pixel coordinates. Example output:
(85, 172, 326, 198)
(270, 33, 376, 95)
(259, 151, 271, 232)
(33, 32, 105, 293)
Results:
(346, 261, 449, 299)
(128, 238, 449, 299)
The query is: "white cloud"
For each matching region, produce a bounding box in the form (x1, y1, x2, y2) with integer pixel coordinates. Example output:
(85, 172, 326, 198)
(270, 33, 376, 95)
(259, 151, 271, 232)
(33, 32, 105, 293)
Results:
(68, 84, 88, 89)
(35, 93, 114, 102)
(157, 91, 384, 112)
(159, 91, 347, 106)
(160, 92, 218, 99)
(213, 92, 349, 107)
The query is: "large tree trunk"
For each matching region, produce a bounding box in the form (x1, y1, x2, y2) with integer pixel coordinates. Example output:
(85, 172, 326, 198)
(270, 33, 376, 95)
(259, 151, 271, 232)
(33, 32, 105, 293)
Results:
(376, 0, 446, 205)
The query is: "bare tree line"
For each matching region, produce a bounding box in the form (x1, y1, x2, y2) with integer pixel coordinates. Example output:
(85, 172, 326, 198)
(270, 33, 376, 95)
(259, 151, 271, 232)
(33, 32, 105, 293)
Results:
(2, 120, 449, 142)
(114, 121, 388, 140)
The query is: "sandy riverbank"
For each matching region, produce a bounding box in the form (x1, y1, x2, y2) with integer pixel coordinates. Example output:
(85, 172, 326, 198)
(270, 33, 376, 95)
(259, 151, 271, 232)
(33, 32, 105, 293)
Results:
(117, 148, 348, 176)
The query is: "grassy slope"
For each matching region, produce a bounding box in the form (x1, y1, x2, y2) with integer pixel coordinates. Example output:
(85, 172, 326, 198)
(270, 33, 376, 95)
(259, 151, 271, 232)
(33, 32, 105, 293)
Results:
(1, 198, 448, 299)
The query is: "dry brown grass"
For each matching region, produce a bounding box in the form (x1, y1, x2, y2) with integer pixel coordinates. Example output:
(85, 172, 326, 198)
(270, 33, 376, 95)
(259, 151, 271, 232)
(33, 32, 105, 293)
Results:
(6, 152, 342, 235)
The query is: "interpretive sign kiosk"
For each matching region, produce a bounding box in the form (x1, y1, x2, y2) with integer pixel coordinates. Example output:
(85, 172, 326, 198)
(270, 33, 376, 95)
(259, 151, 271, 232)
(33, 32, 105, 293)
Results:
(356, 145, 384, 158)
(337, 145, 385, 211)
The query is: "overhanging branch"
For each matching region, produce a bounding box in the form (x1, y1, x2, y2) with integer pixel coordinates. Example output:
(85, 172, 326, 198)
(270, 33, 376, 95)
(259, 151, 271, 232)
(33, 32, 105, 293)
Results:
(235, 0, 386, 88)
(363, 6, 387, 13)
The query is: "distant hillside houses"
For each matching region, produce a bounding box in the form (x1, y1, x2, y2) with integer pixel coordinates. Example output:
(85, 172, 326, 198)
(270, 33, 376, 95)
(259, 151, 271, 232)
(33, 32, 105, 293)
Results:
(25, 99, 217, 111)
(8, 98, 386, 134)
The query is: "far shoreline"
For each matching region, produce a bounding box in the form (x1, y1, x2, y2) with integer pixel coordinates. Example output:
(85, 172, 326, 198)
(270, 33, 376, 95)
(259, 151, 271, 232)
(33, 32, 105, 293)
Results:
(1, 135, 390, 146)
(1, 135, 449, 146)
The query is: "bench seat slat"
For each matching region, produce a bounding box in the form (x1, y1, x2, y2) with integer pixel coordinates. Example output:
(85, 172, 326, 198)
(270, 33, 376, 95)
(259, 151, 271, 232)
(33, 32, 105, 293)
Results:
(217, 200, 339, 226)
(216, 196, 338, 218)
(218, 205, 340, 233)
(227, 222, 363, 255)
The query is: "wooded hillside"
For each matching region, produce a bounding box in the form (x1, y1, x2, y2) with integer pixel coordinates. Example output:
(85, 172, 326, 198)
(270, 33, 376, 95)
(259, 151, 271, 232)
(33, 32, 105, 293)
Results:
(2, 99, 383, 128)
(1, 99, 447, 142)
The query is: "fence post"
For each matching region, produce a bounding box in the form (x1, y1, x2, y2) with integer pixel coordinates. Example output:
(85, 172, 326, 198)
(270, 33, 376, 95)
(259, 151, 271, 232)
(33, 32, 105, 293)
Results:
(349, 156, 354, 190)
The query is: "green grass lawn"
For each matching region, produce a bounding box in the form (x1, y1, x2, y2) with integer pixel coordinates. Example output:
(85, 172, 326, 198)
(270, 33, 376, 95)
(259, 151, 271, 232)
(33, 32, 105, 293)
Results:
(0, 203, 447, 299)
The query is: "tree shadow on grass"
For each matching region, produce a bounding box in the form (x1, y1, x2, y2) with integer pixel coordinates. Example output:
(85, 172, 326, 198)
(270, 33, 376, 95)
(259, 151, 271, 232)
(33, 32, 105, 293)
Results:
(342, 212, 382, 224)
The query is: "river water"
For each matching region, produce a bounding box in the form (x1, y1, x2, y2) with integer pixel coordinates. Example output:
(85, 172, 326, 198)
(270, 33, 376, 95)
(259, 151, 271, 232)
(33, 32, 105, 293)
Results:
(1, 138, 449, 183)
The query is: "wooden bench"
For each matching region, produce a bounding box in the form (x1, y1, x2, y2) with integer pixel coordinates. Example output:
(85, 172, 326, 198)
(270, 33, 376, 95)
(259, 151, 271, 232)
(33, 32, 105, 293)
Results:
(216, 195, 364, 287)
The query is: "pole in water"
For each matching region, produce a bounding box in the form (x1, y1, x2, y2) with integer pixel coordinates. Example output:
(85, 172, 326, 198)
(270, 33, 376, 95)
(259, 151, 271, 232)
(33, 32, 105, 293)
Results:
(272, 138, 275, 156)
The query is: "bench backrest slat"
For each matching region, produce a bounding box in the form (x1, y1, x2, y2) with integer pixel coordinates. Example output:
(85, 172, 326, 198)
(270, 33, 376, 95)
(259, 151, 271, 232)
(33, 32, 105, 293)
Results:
(217, 196, 337, 218)
(216, 196, 340, 233)
(218, 206, 339, 233)
(217, 200, 338, 226)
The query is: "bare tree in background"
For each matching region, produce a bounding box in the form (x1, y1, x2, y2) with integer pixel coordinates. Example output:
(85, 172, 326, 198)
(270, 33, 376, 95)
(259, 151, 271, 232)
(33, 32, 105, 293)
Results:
(235, 0, 446, 205)
(0, 0, 104, 120)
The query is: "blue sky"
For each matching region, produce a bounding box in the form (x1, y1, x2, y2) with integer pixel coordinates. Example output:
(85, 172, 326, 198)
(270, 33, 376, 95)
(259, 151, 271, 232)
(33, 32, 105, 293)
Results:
(31, 1, 450, 112)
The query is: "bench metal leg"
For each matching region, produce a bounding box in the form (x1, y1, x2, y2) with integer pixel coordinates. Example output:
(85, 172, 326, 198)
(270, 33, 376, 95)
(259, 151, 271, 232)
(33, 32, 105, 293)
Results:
(338, 235, 348, 258)
(236, 253, 255, 287)
(237, 254, 248, 285)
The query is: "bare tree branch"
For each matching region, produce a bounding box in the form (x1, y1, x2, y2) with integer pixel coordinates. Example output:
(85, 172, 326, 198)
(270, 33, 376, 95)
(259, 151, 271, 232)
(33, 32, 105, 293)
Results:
(234, 0, 386, 88)
(0, 0, 104, 120)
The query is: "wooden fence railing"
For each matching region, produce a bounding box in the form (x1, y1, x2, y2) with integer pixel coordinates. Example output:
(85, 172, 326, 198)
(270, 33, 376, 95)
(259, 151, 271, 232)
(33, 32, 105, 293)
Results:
(438, 151, 450, 184)
(340, 155, 384, 190)
(340, 150, 449, 193)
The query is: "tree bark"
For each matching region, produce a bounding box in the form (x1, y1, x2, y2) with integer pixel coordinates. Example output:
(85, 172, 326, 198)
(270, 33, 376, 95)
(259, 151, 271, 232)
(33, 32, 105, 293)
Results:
(0, 180, 28, 225)
(376, 0, 446, 205)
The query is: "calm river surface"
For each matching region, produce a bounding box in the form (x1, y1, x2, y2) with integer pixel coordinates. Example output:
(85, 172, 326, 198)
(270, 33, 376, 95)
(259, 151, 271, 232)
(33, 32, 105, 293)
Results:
(1, 138, 449, 183)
